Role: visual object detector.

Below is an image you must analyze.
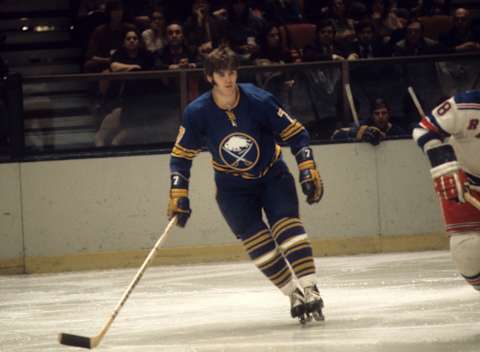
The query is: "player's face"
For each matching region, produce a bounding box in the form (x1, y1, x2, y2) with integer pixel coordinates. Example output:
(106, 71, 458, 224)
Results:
(373, 107, 389, 129)
(210, 70, 238, 95)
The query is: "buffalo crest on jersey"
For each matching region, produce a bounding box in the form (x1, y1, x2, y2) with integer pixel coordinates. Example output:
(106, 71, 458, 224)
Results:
(219, 133, 260, 172)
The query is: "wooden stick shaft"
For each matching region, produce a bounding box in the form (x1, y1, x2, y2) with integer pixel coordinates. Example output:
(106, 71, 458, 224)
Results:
(407, 86, 426, 117)
(345, 83, 360, 127)
(98, 216, 177, 341)
(59, 217, 177, 349)
(465, 192, 480, 211)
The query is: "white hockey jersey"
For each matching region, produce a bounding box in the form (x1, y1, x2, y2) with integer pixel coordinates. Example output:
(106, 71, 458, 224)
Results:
(413, 90, 480, 182)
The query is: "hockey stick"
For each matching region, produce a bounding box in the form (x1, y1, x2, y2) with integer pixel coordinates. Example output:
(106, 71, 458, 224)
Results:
(58, 216, 177, 349)
(345, 83, 360, 127)
(407, 86, 425, 117)
(465, 192, 480, 211)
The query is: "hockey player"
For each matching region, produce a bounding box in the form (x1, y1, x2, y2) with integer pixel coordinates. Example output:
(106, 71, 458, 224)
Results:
(167, 46, 325, 322)
(412, 90, 480, 291)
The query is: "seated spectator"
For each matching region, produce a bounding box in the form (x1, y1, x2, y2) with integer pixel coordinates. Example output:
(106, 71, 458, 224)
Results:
(110, 30, 154, 72)
(439, 8, 480, 52)
(346, 19, 390, 59)
(385, 8, 411, 50)
(255, 23, 289, 65)
(331, 98, 407, 145)
(84, 0, 135, 73)
(159, 22, 197, 69)
(95, 29, 155, 146)
(326, 0, 356, 45)
(393, 19, 446, 56)
(183, 0, 226, 55)
(225, 0, 266, 65)
(303, 19, 347, 61)
(254, 24, 291, 95)
(142, 7, 167, 55)
(370, 0, 402, 42)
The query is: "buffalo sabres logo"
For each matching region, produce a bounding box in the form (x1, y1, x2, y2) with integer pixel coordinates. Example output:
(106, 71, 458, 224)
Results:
(219, 133, 260, 172)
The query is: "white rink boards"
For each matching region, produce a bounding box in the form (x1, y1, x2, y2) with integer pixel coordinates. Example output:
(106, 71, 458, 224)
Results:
(1, 250, 479, 352)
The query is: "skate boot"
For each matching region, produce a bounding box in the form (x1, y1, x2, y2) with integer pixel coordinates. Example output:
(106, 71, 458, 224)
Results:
(289, 288, 307, 324)
(304, 285, 325, 321)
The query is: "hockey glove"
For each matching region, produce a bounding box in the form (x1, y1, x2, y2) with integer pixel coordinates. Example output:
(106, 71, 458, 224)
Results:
(296, 147, 324, 204)
(427, 144, 469, 203)
(356, 125, 385, 146)
(167, 173, 192, 227)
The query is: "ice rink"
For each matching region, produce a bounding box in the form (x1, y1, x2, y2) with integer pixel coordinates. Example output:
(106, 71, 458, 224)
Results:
(1, 250, 479, 352)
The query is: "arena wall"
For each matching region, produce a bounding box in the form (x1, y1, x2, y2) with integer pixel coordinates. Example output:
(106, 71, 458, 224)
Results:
(0, 140, 447, 274)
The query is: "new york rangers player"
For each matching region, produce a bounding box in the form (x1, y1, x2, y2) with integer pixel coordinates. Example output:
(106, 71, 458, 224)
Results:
(413, 90, 480, 291)
(167, 46, 325, 322)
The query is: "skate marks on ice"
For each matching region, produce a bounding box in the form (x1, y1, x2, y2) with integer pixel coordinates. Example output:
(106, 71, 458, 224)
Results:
(0, 251, 479, 352)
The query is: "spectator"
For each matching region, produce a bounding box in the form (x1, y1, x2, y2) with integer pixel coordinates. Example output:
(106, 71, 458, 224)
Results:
(84, 0, 135, 73)
(225, 0, 266, 64)
(303, 19, 347, 61)
(254, 24, 291, 97)
(159, 22, 197, 69)
(393, 19, 445, 56)
(437, 8, 480, 95)
(331, 98, 407, 144)
(255, 23, 289, 65)
(326, 0, 356, 45)
(293, 20, 344, 139)
(346, 19, 390, 59)
(95, 29, 155, 146)
(386, 7, 411, 50)
(183, 0, 225, 53)
(142, 7, 167, 55)
(440, 8, 480, 53)
(370, 0, 401, 42)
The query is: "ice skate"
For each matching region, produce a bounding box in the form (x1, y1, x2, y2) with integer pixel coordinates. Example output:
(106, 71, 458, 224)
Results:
(304, 285, 324, 321)
(289, 288, 308, 324)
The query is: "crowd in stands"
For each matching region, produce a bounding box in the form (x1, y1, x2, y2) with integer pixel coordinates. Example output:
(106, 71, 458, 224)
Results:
(76, 0, 480, 71)
(71, 0, 480, 145)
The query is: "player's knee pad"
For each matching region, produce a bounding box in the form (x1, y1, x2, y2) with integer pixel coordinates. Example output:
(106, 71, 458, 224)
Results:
(450, 233, 480, 290)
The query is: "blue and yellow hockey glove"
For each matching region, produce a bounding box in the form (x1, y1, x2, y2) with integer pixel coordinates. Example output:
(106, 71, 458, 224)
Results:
(167, 173, 191, 227)
(295, 147, 324, 204)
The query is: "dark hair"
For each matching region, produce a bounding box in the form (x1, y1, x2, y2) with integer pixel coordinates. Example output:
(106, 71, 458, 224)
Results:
(204, 46, 239, 77)
(355, 19, 374, 33)
(406, 18, 424, 32)
(371, 98, 388, 111)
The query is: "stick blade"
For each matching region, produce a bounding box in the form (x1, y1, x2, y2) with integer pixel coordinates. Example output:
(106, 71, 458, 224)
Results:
(58, 333, 93, 349)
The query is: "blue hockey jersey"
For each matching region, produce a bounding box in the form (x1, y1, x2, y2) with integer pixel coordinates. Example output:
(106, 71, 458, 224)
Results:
(170, 83, 311, 180)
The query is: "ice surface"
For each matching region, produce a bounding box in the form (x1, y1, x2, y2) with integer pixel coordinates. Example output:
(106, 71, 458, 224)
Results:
(0, 251, 479, 351)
